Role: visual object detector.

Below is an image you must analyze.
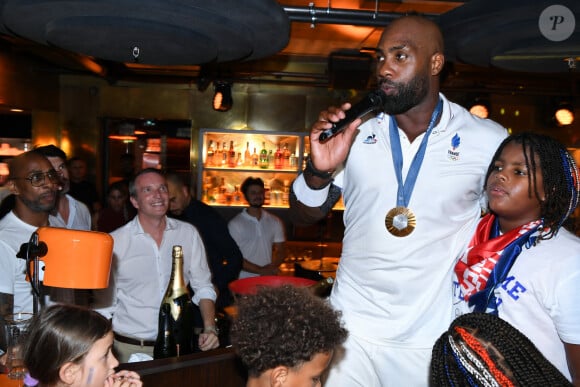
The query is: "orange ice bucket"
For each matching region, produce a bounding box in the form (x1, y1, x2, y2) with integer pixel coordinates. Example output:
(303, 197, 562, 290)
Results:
(36, 227, 113, 289)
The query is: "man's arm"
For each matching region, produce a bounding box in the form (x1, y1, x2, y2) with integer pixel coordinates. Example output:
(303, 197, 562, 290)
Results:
(288, 176, 342, 227)
(0, 293, 13, 317)
(565, 342, 580, 386)
(197, 298, 219, 351)
(271, 241, 286, 267)
(241, 258, 278, 276)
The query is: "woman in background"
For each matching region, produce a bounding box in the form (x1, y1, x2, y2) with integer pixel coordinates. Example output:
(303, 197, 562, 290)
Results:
(94, 181, 135, 233)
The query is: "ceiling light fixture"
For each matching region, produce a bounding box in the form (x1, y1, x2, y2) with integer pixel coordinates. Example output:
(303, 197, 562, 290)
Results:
(213, 81, 233, 112)
(468, 98, 490, 119)
(554, 102, 575, 126)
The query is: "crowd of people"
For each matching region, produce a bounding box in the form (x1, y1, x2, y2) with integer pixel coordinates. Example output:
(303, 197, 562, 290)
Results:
(0, 13, 578, 387)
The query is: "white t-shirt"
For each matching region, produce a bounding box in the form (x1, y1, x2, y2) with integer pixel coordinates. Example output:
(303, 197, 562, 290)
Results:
(49, 194, 91, 230)
(228, 208, 285, 279)
(453, 228, 580, 381)
(0, 211, 38, 313)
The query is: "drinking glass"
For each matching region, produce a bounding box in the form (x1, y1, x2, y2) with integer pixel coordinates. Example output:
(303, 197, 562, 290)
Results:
(3, 312, 33, 380)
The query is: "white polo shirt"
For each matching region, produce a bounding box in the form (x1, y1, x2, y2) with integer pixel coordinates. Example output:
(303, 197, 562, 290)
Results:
(294, 93, 507, 347)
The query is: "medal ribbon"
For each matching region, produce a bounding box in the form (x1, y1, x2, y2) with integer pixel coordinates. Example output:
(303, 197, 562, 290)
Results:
(389, 99, 443, 207)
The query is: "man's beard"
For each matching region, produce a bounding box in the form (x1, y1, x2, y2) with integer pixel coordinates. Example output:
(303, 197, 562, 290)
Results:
(379, 73, 429, 115)
(249, 201, 263, 209)
(20, 193, 56, 212)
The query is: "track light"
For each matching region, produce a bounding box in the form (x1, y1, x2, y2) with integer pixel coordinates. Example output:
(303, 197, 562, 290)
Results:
(212, 81, 233, 112)
(554, 102, 574, 126)
(468, 98, 490, 119)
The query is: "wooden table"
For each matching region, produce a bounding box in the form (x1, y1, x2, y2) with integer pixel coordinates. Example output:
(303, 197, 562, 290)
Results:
(121, 347, 246, 387)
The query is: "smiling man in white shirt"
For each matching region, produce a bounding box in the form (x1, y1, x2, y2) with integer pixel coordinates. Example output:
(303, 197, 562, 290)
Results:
(94, 168, 219, 362)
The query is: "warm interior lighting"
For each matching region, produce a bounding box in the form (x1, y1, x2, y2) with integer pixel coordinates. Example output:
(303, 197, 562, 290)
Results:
(213, 81, 233, 112)
(108, 135, 138, 141)
(554, 104, 574, 126)
(468, 99, 490, 119)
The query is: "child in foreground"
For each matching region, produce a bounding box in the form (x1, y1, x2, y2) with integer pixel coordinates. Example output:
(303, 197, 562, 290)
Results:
(230, 285, 347, 387)
(23, 304, 142, 387)
(454, 132, 580, 383)
(431, 312, 571, 386)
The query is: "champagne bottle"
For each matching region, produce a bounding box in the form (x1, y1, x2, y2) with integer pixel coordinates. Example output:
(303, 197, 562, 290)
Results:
(153, 245, 195, 358)
(153, 303, 177, 359)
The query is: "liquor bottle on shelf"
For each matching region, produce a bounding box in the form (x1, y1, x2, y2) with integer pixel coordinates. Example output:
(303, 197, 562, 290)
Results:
(228, 141, 236, 168)
(215, 142, 222, 166)
(221, 142, 228, 167)
(289, 150, 298, 169)
(251, 147, 259, 167)
(282, 180, 290, 205)
(153, 245, 195, 358)
(268, 149, 274, 167)
(259, 142, 269, 169)
(233, 185, 242, 204)
(205, 140, 215, 167)
(218, 177, 227, 204)
(236, 152, 243, 167)
(274, 143, 283, 169)
(282, 143, 291, 168)
(244, 141, 252, 166)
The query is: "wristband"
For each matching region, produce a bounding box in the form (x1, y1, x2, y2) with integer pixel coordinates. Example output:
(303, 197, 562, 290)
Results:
(305, 157, 333, 179)
(203, 326, 219, 336)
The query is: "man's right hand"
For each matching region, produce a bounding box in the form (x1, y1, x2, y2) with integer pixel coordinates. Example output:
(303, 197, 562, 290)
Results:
(309, 102, 360, 173)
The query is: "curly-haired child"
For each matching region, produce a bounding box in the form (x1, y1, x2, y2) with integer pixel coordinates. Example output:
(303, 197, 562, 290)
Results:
(230, 285, 347, 387)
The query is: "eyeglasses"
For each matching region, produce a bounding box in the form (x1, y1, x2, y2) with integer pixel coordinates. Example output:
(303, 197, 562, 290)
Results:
(11, 170, 60, 187)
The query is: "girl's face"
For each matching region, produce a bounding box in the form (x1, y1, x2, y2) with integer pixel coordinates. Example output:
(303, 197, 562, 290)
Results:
(75, 331, 119, 387)
(486, 141, 545, 232)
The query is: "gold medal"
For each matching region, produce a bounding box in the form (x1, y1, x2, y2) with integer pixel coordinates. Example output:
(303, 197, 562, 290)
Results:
(385, 206, 416, 237)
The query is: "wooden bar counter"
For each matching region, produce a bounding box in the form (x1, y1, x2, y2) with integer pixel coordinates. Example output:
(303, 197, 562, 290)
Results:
(120, 347, 246, 387)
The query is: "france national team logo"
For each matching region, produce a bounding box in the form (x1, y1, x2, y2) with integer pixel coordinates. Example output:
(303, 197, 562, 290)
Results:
(447, 133, 461, 161)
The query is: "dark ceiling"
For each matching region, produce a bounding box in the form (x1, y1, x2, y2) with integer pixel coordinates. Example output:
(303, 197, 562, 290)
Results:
(0, 0, 578, 96)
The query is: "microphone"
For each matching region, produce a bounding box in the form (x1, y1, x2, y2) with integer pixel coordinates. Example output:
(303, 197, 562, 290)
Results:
(318, 89, 387, 143)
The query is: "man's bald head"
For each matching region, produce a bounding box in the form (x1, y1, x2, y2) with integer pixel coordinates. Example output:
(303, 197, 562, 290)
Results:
(384, 15, 444, 55)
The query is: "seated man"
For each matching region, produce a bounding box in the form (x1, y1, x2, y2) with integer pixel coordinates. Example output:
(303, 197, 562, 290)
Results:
(230, 285, 347, 387)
